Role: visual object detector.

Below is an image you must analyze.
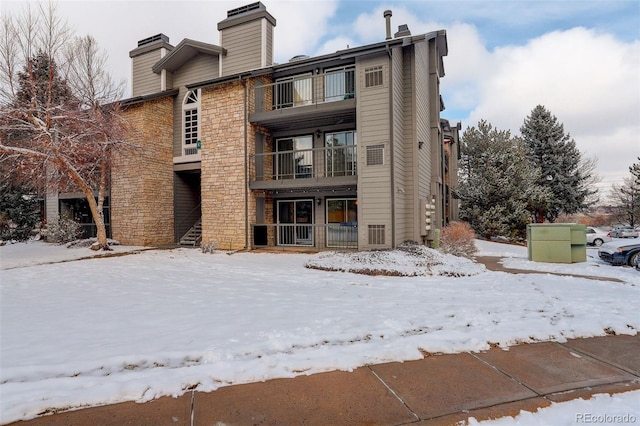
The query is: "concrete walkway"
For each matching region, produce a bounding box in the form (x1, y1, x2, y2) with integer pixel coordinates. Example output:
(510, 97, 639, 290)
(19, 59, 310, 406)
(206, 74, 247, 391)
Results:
(475, 256, 625, 282)
(7, 335, 640, 426)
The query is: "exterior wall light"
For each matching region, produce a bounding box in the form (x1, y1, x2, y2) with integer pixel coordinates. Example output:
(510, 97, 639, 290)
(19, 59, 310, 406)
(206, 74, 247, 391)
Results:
(418, 141, 424, 149)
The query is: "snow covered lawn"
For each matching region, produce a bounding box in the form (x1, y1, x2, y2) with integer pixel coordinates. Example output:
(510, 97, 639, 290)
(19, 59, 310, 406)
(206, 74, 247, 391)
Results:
(1, 240, 638, 423)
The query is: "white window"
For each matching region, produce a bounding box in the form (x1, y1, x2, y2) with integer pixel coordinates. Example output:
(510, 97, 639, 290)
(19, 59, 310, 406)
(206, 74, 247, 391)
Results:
(183, 89, 200, 155)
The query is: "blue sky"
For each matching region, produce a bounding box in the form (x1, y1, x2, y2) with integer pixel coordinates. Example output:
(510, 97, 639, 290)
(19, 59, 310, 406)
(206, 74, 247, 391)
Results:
(2, 0, 639, 197)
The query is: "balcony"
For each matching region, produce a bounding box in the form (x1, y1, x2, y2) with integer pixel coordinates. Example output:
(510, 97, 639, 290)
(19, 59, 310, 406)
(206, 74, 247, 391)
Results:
(251, 223, 358, 250)
(250, 145, 357, 190)
(249, 69, 356, 132)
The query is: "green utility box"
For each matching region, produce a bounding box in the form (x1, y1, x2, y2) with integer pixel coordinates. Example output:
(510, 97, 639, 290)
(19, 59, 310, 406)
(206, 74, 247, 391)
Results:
(527, 223, 587, 263)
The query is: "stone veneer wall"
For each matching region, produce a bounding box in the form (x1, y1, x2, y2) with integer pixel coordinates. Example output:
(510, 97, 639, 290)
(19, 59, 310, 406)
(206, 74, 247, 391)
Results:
(201, 81, 256, 250)
(111, 97, 174, 246)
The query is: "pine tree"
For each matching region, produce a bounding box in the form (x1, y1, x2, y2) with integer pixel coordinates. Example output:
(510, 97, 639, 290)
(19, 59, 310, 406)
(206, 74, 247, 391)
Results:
(520, 105, 596, 222)
(458, 120, 550, 239)
(0, 179, 40, 241)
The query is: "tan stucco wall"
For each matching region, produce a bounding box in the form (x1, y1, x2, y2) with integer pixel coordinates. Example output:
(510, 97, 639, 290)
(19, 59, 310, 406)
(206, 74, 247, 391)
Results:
(111, 97, 174, 246)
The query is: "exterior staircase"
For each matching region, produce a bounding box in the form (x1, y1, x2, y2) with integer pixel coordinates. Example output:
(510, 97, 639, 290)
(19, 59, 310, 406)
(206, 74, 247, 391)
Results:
(179, 218, 202, 247)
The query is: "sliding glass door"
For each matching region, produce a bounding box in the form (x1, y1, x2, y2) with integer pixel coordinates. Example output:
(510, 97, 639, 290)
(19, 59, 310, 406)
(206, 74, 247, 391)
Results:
(277, 199, 314, 246)
(276, 136, 313, 179)
(326, 198, 357, 248)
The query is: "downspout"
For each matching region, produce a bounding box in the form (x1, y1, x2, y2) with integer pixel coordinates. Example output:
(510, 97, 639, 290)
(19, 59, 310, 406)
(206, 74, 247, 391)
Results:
(386, 42, 395, 248)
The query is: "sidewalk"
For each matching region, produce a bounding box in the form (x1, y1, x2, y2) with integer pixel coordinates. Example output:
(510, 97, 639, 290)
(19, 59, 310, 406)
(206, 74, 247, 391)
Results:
(7, 334, 639, 426)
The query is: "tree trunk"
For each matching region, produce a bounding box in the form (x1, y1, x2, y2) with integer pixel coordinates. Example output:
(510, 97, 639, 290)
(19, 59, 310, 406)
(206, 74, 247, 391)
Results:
(54, 153, 110, 250)
(78, 181, 109, 250)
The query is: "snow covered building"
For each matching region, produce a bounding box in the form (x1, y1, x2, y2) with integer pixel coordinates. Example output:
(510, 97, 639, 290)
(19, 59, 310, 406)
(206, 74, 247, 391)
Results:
(111, 2, 460, 250)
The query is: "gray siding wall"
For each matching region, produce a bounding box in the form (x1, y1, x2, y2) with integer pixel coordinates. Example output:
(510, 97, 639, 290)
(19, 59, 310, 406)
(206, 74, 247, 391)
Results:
(171, 54, 220, 157)
(391, 45, 409, 245)
(356, 54, 392, 250)
(45, 191, 59, 224)
(266, 24, 273, 66)
(415, 40, 433, 237)
(221, 19, 263, 76)
(427, 39, 444, 230)
(132, 51, 163, 97)
(174, 172, 201, 241)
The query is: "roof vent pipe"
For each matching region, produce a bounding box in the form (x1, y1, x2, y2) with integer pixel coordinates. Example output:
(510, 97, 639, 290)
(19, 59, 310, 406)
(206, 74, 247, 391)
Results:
(384, 10, 392, 40)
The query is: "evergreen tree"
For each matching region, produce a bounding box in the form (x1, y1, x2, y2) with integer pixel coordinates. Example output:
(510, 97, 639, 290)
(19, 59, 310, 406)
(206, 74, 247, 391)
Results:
(520, 105, 596, 222)
(15, 51, 75, 111)
(458, 120, 550, 239)
(0, 179, 40, 241)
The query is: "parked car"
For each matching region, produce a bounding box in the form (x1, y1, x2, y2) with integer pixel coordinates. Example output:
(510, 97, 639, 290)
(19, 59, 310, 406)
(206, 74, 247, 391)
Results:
(598, 238, 640, 266)
(609, 226, 639, 238)
(585, 227, 612, 247)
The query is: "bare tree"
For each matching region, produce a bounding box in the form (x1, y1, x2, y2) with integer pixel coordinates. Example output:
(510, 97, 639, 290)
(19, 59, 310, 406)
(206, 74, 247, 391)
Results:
(0, 2, 127, 250)
(610, 176, 640, 227)
(610, 158, 640, 226)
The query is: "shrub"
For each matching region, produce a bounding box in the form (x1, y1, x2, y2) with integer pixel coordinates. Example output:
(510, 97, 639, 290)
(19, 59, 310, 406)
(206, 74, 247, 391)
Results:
(201, 241, 217, 254)
(439, 221, 477, 259)
(42, 218, 82, 244)
(0, 182, 41, 241)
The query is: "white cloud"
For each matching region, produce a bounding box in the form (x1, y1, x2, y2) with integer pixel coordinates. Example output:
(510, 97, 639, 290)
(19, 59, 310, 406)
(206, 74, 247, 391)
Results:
(267, 0, 339, 62)
(447, 27, 640, 187)
(3, 0, 637, 192)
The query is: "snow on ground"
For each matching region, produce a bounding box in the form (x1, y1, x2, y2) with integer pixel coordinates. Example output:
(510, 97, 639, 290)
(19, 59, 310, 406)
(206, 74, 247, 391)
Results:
(470, 390, 640, 425)
(0, 240, 146, 270)
(0, 239, 639, 423)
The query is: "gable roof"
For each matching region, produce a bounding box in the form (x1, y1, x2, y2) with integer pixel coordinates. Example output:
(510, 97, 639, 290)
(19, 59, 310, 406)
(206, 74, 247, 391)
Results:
(151, 39, 226, 74)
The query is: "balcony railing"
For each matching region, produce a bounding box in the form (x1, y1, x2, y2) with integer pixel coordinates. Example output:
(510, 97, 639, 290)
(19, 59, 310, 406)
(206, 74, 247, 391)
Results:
(251, 145, 357, 182)
(252, 69, 355, 113)
(251, 223, 358, 249)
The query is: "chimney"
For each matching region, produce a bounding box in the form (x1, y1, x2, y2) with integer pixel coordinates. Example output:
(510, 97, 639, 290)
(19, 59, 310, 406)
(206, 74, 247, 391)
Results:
(129, 33, 172, 97)
(384, 10, 392, 40)
(218, 2, 276, 76)
(394, 24, 411, 38)
(137, 33, 169, 48)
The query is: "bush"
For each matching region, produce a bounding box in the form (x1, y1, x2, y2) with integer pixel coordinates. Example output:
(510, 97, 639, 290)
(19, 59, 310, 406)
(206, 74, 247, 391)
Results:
(42, 218, 82, 244)
(201, 241, 217, 254)
(439, 221, 477, 259)
(0, 182, 41, 241)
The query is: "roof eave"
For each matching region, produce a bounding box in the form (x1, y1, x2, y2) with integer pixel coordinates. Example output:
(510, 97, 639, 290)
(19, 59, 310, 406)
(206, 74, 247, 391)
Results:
(151, 39, 226, 74)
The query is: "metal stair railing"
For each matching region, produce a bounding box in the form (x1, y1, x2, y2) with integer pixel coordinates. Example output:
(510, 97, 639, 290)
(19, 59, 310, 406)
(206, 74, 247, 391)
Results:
(179, 217, 202, 247)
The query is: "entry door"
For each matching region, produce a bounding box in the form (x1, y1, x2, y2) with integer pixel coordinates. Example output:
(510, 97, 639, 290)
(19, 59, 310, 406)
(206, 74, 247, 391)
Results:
(277, 200, 313, 246)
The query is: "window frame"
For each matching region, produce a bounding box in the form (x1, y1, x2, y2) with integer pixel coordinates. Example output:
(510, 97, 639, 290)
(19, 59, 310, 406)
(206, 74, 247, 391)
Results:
(182, 89, 201, 155)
